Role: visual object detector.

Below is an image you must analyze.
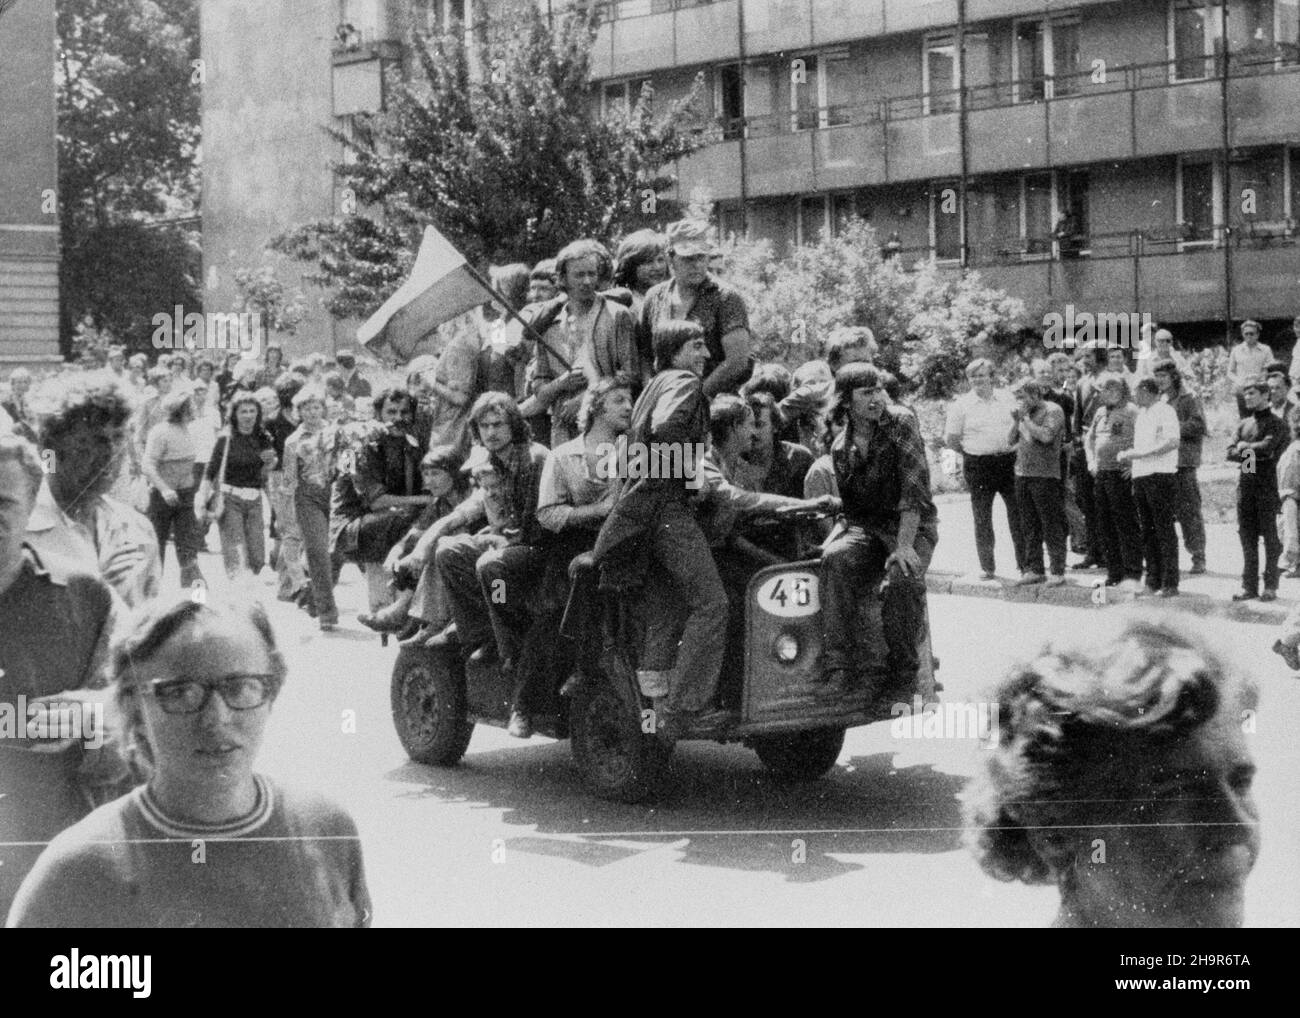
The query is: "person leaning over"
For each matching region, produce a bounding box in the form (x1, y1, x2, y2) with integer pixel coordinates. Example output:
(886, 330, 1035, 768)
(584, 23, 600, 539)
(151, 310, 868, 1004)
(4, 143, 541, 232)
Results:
(1009, 378, 1067, 587)
(944, 358, 1023, 580)
(1152, 357, 1207, 574)
(1228, 376, 1288, 602)
(1117, 378, 1181, 597)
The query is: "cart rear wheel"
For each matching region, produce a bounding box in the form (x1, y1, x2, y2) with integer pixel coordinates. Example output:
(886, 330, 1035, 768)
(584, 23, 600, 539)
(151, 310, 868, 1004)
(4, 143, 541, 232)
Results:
(390, 645, 474, 766)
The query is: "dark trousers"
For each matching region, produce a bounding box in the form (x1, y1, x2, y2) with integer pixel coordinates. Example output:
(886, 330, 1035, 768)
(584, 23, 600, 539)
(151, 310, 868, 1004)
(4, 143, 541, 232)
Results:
(147, 487, 204, 587)
(1133, 472, 1180, 591)
(1174, 466, 1207, 566)
(436, 533, 520, 652)
(1071, 447, 1105, 564)
(821, 527, 935, 689)
(1238, 480, 1282, 594)
(963, 452, 1023, 574)
(1015, 475, 1067, 576)
(1094, 470, 1144, 584)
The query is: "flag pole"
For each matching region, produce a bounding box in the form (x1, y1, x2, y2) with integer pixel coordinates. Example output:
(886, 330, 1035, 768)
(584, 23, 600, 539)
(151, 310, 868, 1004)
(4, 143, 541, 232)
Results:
(460, 260, 572, 372)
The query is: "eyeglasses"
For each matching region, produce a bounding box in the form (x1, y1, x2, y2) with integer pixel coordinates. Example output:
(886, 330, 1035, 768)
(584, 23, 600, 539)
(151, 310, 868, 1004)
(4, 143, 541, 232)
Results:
(139, 674, 277, 715)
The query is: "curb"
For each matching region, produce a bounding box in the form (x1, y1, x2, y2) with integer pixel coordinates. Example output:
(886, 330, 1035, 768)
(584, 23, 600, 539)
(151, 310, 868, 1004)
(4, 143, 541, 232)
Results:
(926, 571, 1291, 627)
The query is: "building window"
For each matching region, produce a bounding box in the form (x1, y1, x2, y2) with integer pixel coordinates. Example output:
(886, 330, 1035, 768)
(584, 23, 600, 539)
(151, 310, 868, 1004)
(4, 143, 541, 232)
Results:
(744, 62, 775, 137)
(1023, 172, 1054, 255)
(790, 50, 852, 132)
(717, 64, 744, 140)
(931, 181, 963, 262)
(1178, 156, 1220, 243)
(1057, 170, 1090, 256)
(799, 195, 828, 246)
(1013, 16, 1081, 101)
(1229, 147, 1286, 224)
(831, 191, 866, 236)
(603, 78, 650, 117)
(1168, 1, 1300, 79)
(924, 36, 959, 114)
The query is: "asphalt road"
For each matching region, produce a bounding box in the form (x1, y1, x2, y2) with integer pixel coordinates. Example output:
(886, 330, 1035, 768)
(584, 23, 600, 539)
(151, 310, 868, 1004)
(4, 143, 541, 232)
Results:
(216, 558, 1300, 928)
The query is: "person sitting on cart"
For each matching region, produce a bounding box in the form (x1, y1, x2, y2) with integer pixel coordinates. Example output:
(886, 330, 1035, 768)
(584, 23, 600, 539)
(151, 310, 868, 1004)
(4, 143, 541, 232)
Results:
(817, 363, 938, 701)
(697, 395, 838, 711)
(430, 393, 550, 738)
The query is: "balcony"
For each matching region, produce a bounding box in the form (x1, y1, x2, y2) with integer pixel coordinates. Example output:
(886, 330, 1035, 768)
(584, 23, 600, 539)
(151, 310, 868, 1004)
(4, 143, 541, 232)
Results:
(590, 1, 740, 80)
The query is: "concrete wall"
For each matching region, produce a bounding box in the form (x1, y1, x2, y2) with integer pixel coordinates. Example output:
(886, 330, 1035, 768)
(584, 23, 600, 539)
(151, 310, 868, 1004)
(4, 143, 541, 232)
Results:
(0, 0, 61, 367)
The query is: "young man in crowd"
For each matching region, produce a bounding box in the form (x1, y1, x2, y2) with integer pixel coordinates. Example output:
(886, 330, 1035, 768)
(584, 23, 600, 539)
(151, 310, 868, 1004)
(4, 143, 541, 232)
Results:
(528, 239, 641, 447)
(1278, 409, 1300, 580)
(1267, 365, 1297, 421)
(1228, 320, 1273, 417)
(1118, 378, 1182, 597)
(944, 357, 1023, 579)
(1070, 344, 1108, 570)
(1228, 376, 1288, 601)
(1151, 357, 1208, 574)
(335, 349, 372, 399)
(817, 363, 937, 702)
(639, 219, 753, 397)
(1084, 374, 1143, 593)
(1009, 378, 1067, 587)
(431, 393, 551, 738)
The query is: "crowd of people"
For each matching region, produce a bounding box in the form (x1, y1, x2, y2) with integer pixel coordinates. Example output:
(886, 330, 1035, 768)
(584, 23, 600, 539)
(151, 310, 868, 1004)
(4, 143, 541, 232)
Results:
(0, 216, 1270, 927)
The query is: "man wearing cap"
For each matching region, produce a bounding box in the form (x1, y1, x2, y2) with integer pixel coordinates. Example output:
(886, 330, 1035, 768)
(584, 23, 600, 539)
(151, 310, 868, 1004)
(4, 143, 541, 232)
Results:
(335, 349, 372, 399)
(1228, 375, 1288, 601)
(639, 219, 753, 398)
(1228, 320, 1273, 417)
(1152, 357, 1207, 573)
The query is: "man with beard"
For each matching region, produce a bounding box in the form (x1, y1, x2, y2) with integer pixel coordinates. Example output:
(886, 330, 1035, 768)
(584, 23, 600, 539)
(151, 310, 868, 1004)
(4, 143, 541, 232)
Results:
(330, 388, 431, 612)
(430, 393, 551, 737)
(817, 363, 937, 701)
(23, 372, 160, 607)
(0, 434, 120, 922)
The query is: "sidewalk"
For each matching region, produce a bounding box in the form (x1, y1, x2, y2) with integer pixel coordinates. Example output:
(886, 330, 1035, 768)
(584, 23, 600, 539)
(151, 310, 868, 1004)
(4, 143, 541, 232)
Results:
(927, 485, 1298, 627)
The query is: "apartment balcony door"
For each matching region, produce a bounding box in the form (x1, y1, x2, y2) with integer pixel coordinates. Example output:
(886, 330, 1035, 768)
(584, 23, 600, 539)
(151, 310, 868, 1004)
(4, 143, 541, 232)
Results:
(1013, 17, 1080, 101)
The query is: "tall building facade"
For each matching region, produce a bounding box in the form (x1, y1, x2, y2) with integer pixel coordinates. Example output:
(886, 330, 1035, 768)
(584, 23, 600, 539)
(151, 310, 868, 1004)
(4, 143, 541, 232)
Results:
(0, 0, 63, 370)
(592, 0, 1300, 331)
(202, 0, 1300, 351)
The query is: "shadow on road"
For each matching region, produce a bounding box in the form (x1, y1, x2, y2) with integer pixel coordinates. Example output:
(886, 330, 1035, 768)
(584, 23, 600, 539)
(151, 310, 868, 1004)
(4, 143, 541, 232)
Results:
(384, 734, 967, 883)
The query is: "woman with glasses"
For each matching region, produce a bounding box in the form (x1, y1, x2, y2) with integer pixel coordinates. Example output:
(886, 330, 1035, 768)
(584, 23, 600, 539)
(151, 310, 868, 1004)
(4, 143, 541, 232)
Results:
(7, 596, 371, 928)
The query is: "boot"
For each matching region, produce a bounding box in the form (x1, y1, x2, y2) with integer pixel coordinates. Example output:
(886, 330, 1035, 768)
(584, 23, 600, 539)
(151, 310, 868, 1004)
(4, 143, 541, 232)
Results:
(358, 588, 414, 632)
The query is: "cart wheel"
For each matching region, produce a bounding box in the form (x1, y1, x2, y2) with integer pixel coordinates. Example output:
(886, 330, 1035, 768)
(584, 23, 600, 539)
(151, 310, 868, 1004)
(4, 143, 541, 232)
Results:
(751, 728, 846, 780)
(570, 674, 670, 804)
(390, 644, 473, 766)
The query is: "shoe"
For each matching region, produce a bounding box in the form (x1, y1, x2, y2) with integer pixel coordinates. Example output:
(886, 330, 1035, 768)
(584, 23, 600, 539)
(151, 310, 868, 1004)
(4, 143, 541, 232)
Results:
(1118, 579, 1143, 594)
(1260, 589, 1278, 602)
(1231, 591, 1258, 602)
(400, 624, 435, 647)
(1157, 588, 1180, 598)
(357, 590, 414, 633)
(1071, 558, 1100, 570)
(423, 623, 460, 651)
(1015, 572, 1046, 586)
(1189, 562, 1208, 575)
(1272, 639, 1300, 671)
(979, 570, 997, 581)
(1044, 574, 1067, 588)
(319, 616, 338, 632)
(1284, 568, 1300, 579)
(506, 710, 532, 739)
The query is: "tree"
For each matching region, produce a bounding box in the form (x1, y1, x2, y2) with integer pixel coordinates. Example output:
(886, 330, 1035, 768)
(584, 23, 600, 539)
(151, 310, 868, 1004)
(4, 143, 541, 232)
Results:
(275, 6, 709, 322)
(56, 0, 200, 356)
(721, 220, 1027, 398)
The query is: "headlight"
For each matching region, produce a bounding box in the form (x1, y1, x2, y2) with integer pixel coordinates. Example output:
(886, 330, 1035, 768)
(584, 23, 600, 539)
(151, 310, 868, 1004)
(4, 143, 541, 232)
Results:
(773, 633, 800, 663)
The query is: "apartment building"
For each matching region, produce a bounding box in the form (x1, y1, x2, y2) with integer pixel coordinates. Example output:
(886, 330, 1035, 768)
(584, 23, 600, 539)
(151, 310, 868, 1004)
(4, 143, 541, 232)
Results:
(0, 0, 62, 369)
(202, 0, 1300, 353)
(593, 0, 1300, 332)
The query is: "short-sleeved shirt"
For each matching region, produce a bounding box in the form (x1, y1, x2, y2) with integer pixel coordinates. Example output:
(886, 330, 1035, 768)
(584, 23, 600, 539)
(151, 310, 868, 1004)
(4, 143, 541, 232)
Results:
(1228, 341, 1274, 390)
(944, 389, 1017, 456)
(639, 275, 750, 389)
(1014, 400, 1065, 479)
(1131, 400, 1180, 477)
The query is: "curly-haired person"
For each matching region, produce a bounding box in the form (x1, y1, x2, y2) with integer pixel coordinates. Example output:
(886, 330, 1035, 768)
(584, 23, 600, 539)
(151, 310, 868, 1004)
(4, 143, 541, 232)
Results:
(963, 615, 1260, 928)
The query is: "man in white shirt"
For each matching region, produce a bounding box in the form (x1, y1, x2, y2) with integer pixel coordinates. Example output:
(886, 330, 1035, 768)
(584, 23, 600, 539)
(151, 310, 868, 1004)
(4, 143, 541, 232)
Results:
(1228, 320, 1273, 417)
(1117, 377, 1181, 596)
(944, 357, 1023, 579)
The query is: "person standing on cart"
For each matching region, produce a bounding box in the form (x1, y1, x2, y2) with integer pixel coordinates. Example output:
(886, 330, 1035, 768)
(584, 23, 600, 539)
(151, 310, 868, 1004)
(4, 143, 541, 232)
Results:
(816, 363, 938, 701)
